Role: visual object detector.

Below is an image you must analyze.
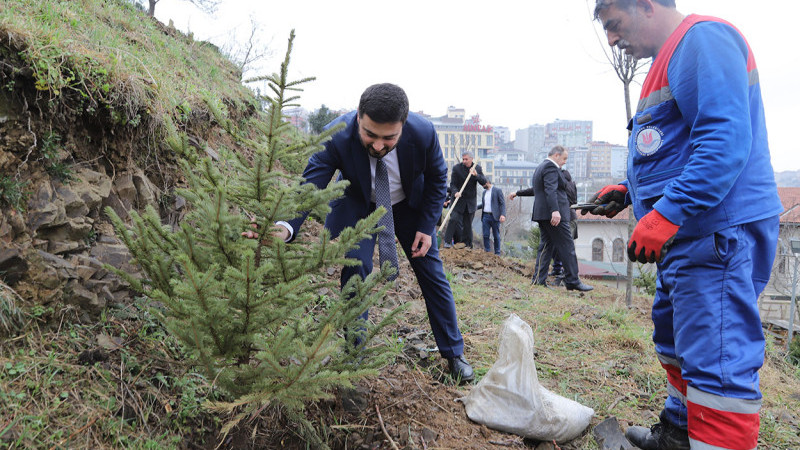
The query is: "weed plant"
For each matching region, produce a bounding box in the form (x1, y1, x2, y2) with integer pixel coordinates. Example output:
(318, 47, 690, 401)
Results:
(0, 175, 28, 211)
(0, 282, 26, 337)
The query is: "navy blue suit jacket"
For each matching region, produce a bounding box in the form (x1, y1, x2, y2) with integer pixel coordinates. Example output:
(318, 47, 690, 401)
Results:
(288, 111, 447, 240)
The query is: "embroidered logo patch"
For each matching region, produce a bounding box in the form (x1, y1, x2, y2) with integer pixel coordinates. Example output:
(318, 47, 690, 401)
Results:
(636, 126, 664, 156)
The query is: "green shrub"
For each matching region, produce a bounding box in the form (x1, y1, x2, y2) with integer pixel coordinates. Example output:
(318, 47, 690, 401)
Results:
(789, 334, 800, 367)
(40, 131, 74, 182)
(634, 267, 657, 295)
(0, 175, 28, 211)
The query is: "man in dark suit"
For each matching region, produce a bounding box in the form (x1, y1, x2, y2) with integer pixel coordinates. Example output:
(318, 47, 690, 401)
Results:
(269, 83, 473, 382)
(443, 151, 486, 248)
(549, 167, 579, 278)
(510, 146, 592, 291)
(477, 179, 506, 255)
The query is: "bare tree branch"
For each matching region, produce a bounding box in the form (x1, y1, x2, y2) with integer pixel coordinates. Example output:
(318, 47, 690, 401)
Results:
(219, 16, 275, 80)
(586, 0, 648, 306)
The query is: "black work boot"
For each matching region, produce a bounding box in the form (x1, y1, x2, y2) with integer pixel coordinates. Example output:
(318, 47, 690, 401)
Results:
(625, 412, 690, 450)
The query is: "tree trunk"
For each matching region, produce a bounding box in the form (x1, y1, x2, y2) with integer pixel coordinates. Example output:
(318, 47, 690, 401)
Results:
(623, 79, 635, 307)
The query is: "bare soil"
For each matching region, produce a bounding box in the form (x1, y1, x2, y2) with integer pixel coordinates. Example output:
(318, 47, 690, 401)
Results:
(241, 246, 597, 450)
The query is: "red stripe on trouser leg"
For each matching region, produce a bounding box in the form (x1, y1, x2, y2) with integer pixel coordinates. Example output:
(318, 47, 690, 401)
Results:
(688, 401, 759, 449)
(661, 362, 687, 396)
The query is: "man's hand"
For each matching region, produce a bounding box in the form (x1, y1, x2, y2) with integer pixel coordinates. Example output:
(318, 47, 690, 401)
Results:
(469, 167, 478, 176)
(508, 193, 517, 200)
(581, 184, 628, 218)
(499, 215, 506, 223)
(411, 232, 431, 258)
(628, 209, 679, 263)
(550, 211, 561, 226)
(454, 191, 462, 199)
(241, 223, 290, 242)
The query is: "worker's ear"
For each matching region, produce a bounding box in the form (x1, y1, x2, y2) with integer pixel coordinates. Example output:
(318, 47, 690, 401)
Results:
(637, 0, 656, 16)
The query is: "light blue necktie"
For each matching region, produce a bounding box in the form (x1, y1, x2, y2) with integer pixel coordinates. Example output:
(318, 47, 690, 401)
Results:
(375, 158, 399, 281)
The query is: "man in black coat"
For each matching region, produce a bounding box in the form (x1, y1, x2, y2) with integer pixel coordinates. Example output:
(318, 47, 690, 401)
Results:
(510, 146, 592, 291)
(549, 167, 579, 277)
(443, 151, 486, 248)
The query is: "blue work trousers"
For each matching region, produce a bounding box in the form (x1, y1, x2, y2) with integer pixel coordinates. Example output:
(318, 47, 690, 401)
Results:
(651, 215, 778, 448)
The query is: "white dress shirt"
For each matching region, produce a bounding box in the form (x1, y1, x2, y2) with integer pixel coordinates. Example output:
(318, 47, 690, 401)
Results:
(483, 187, 493, 214)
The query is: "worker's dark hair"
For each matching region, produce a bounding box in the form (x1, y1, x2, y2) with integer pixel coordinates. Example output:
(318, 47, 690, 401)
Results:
(594, 0, 676, 20)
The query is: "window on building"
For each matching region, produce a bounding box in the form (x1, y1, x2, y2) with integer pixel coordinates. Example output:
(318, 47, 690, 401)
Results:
(612, 238, 624, 262)
(487, 135, 494, 147)
(592, 238, 604, 262)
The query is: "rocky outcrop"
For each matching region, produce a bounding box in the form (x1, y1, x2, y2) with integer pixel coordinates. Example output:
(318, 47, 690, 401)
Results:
(1, 96, 163, 314)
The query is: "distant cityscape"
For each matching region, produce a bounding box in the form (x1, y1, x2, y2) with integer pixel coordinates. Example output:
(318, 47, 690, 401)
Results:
(285, 105, 629, 202)
(283, 105, 800, 275)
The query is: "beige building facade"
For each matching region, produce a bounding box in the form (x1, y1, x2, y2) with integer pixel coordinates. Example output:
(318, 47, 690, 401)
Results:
(429, 107, 496, 182)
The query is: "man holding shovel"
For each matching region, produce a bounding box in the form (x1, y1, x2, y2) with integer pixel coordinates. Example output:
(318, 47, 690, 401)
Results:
(442, 151, 486, 248)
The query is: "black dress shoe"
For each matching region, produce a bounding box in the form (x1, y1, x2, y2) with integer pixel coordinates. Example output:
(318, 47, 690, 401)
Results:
(625, 412, 690, 450)
(531, 279, 548, 287)
(446, 355, 475, 383)
(565, 282, 593, 292)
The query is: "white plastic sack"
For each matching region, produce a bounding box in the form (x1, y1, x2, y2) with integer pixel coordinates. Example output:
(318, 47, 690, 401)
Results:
(460, 314, 594, 443)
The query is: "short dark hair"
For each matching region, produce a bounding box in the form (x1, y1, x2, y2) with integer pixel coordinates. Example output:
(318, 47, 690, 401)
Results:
(548, 145, 567, 157)
(357, 83, 409, 124)
(594, 0, 676, 20)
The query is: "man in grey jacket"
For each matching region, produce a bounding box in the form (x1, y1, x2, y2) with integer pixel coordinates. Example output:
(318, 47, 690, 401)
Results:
(477, 179, 506, 255)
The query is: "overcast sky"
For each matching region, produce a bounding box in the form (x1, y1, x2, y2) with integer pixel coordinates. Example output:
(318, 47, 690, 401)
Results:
(156, 0, 799, 171)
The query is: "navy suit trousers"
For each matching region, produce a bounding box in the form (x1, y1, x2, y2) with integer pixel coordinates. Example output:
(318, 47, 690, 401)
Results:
(341, 200, 464, 358)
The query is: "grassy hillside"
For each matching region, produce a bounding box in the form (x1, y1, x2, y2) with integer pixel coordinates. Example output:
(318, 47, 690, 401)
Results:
(3, 249, 800, 448)
(0, 0, 254, 142)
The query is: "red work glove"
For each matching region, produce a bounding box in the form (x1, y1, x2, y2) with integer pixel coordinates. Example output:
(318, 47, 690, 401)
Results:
(628, 210, 680, 264)
(582, 184, 628, 218)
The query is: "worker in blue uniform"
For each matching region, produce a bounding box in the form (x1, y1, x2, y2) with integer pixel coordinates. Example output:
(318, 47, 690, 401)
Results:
(588, 1, 783, 449)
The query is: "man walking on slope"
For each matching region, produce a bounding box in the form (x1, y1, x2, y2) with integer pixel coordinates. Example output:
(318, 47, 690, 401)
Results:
(511, 146, 592, 292)
(588, 1, 782, 449)
(477, 179, 506, 255)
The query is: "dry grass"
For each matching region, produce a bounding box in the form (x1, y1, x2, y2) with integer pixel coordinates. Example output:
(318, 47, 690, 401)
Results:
(0, 301, 219, 449)
(0, 281, 25, 338)
(436, 248, 800, 448)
